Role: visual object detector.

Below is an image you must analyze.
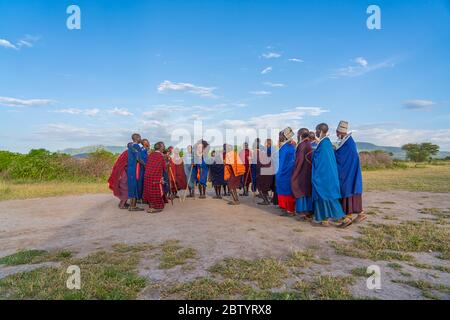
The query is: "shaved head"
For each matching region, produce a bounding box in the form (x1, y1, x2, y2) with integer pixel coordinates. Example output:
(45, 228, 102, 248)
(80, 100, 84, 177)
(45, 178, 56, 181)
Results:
(298, 128, 309, 140)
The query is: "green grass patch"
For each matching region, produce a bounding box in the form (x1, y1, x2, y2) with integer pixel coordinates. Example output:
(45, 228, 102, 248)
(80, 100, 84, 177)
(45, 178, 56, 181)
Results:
(350, 267, 371, 277)
(209, 257, 288, 289)
(387, 262, 403, 270)
(0, 249, 72, 266)
(0, 248, 147, 300)
(408, 262, 450, 273)
(363, 164, 450, 192)
(285, 250, 329, 268)
(419, 208, 450, 219)
(392, 279, 450, 300)
(293, 275, 356, 300)
(158, 240, 197, 269)
(332, 221, 449, 262)
(163, 277, 252, 300)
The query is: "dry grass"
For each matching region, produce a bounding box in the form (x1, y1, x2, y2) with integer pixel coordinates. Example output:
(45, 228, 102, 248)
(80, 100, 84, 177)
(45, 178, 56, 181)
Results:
(209, 257, 288, 289)
(332, 221, 450, 261)
(0, 248, 147, 300)
(293, 275, 356, 300)
(158, 240, 197, 269)
(363, 163, 450, 192)
(0, 179, 108, 201)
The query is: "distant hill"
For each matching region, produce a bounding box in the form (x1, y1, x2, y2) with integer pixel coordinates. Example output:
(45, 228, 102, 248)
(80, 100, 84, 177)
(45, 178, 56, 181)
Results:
(60, 145, 125, 157)
(61, 143, 450, 160)
(356, 142, 450, 159)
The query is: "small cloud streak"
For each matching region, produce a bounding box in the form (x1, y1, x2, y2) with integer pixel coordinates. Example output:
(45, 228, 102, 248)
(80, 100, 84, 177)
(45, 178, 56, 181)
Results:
(249, 91, 272, 96)
(402, 100, 435, 110)
(288, 58, 304, 63)
(157, 80, 218, 98)
(261, 67, 272, 74)
(262, 52, 281, 59)
(264, 82, 285, 88)
(0, 96, 54, 107)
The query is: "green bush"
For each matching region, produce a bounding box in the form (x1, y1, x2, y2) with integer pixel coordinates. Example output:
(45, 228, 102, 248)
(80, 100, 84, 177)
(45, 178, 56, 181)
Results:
(0, 149, 117, 182)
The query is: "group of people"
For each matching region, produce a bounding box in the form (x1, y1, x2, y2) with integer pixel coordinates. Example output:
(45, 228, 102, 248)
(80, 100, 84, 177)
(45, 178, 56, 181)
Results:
(108, 120, 365, 228)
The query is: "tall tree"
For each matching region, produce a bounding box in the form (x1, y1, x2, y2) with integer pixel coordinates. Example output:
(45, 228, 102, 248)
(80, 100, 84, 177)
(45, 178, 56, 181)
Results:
(402, 143, 440, 162)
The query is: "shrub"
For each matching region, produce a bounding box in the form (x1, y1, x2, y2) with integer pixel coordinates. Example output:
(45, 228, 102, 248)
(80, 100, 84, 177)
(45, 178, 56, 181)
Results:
(359, 150, 393, 170)
(0, 149, 117, 182)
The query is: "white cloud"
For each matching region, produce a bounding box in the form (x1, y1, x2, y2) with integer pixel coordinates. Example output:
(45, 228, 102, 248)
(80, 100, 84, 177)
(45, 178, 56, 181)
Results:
(288, 58, 304, 63)
(55, 108, 100, 117)
(261, 67, 272, 74)
(262, 52, 281, 59)
(402, 100, 435, 110)
(332, 57, 395, 78)
(157, 80, 218, 98)
(0, 96, 54, 107)
(108, 107, 133, 116)
(0, 39, 17, 50)
(0, 35, 39, 50)
(221, 107, 328, 130)
(264, 82, 285, 88)
(355, 57, 368, 67)
(249, 91, 272, 96)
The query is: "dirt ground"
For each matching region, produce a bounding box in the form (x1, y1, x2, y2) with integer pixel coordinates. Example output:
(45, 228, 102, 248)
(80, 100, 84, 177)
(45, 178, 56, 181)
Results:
(1, 190, 449, 300)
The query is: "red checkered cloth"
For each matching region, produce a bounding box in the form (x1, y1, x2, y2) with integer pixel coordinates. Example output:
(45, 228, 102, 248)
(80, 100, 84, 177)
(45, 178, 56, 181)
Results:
(143, 151, 166, 209)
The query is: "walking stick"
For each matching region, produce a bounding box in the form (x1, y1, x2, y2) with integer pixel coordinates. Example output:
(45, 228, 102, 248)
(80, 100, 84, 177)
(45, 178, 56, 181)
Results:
(168, 165, 182, 203)
(183, 164, 194, 202)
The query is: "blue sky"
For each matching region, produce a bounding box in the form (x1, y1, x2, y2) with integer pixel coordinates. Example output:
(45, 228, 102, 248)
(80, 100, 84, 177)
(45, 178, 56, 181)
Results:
(1, 0, 449, 153)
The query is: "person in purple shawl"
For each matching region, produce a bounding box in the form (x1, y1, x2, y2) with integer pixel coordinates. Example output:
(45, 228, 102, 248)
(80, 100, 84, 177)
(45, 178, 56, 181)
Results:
(291, 128, 313, 220)
(311, 123, 352, 228)
(335, 121, 366, 223)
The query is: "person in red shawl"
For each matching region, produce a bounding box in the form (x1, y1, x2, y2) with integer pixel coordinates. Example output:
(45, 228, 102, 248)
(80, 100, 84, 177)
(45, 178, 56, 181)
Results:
(167, 146, 187, 198)
(291, 128, 313, 220)
(143, 142, 168, 214)
(238, 142, 252, 196)
(108, 150, 129, 209)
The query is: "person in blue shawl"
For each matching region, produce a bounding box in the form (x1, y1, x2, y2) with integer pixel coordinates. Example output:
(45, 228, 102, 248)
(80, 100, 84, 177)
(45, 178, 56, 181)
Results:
(137, 139, 150, 202)
(335, 121, 366, 223)
(311, 124, 352, 228)
(193, 140, 210, 199)
(127, 133, 145, 211)
(275, 127, 296, 216)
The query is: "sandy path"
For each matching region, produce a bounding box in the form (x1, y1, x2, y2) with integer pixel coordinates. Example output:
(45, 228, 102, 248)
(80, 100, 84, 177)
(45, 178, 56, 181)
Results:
(1, 191, 449, 300)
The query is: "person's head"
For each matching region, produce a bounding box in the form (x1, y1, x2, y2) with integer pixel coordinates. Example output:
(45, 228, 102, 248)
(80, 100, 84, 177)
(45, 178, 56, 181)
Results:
(131, 133, 142, 144)
(211, 150, 216, 157)
(154, 141, 165, 152)
(244, 142, 249, 149)
(265, 139, 272, 148)
(336, 120, 349, 139)
(142, 139, 150, 149)
(315, 123, 329, 139)
(309, 131, 316, 141)
(297, 128, 309, 141)
(168, 146, 174, 154)
(225, 144, 234, 153)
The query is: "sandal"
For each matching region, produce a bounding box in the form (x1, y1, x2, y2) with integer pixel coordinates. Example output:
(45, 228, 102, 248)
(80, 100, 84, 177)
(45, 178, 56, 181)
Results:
(311, 220, 331, 227)
(129, 206, 144, 212)
(337, 217, 353, 228)
(147, 208, 163, 214)
(353, 213, 367, 224)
